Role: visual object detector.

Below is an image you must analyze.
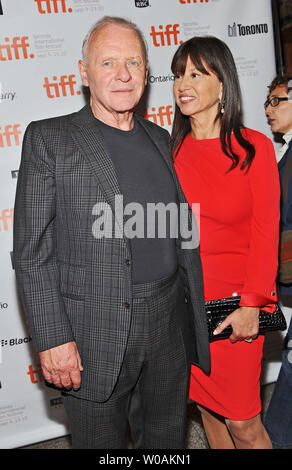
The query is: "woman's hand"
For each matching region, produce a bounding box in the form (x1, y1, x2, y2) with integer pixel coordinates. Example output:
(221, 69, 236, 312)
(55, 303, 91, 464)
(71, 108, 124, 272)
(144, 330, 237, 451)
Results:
(213, 306, 260, 343)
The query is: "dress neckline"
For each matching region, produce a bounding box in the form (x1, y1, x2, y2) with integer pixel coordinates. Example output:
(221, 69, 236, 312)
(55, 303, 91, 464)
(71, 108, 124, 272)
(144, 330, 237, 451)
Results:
(188, 133, 221, 143)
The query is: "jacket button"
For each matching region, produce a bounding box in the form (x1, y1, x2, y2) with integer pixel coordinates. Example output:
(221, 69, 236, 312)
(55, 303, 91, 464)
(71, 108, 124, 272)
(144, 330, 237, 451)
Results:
(125, 259, 131, 266)
(124, 302, 130, 309)
(271, 291, 275, 296)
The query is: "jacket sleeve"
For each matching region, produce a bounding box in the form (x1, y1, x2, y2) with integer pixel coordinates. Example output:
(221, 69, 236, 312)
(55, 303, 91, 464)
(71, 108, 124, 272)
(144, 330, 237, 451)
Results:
(239, 135, 280, 312)
(13, 121, 74, 352)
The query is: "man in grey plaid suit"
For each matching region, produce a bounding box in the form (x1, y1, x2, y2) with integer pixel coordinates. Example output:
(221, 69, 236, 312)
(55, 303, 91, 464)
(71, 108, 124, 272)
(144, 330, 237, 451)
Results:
(13, 16, 210, 449)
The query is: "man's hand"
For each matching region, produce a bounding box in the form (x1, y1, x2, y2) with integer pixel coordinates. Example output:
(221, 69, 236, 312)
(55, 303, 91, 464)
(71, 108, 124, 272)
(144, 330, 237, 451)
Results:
(213, 306, 260, 343)
(39, 341, 83, 390)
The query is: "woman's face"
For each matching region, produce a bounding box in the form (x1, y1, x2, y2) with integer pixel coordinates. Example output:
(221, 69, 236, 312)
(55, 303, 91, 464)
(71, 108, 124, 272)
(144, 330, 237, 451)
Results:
(173, 55, 223, 121)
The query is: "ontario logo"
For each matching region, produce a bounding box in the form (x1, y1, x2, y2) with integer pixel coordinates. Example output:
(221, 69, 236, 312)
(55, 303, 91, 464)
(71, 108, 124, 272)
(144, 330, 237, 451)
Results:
(0, 37, 34, 61)
(228, 22, 268, 37)
(34, 0, 73, 14)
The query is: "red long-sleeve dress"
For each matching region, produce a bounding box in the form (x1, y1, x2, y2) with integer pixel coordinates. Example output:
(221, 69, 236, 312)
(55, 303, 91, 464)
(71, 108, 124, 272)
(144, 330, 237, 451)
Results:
(174, 128, 280, 420)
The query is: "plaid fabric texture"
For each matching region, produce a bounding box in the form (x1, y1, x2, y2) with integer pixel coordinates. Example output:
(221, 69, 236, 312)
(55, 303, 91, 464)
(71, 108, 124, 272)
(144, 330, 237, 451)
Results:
(62, 272, 189, 449)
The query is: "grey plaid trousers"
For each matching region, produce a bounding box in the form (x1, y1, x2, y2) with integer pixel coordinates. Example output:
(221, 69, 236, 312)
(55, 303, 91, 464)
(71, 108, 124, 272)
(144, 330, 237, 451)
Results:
(62, 271, 190, 449)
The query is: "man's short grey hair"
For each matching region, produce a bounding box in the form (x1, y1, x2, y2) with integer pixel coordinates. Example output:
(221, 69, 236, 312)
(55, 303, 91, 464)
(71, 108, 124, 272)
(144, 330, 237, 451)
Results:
(81, 16, 148, 66)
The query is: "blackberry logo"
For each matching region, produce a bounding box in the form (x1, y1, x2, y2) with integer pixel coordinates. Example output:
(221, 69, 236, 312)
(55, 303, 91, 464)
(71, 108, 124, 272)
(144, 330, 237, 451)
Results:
(50, 397, 63, 407)
(1, 336, 32, 347)
(135, 0, 149, 7)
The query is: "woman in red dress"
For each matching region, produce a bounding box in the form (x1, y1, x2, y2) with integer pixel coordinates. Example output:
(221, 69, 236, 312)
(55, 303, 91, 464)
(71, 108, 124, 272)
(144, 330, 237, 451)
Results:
(171, 36, 280, 448)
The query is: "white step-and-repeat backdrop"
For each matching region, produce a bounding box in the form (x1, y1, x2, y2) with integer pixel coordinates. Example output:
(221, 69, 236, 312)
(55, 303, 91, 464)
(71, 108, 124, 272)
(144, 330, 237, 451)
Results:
(0, 0, 290, 449)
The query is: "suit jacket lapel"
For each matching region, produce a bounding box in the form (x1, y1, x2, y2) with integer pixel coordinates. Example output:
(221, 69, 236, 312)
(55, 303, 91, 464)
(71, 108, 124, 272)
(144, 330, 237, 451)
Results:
(70, 104, 122, 212)
(279, 140, 292, 205)
(278, 139, 292, 172)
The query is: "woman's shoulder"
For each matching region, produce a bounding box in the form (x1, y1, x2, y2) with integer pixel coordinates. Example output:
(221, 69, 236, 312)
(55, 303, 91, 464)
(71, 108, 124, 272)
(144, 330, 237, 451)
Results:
(240, 127, 272, 146)
(241, 128, 277, 172)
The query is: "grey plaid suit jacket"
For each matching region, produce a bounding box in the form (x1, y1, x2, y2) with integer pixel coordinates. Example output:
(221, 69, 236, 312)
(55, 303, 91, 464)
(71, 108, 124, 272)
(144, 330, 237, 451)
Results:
(13, 104, 210, 402)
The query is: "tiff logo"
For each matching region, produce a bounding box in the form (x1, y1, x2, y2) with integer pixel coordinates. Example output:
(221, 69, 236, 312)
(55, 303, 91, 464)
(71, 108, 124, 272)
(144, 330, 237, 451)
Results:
(150, 24, 182, 47)
(35, 0, 72, 14)
(180, 0, 209, 3)
(0, 125, 22, 147)
(0, 37, 34, 61)
(43, 75, 81, 98)
(27, 364, 43, 384)
(0, 209, 14, 232)
(144, 105, 173, 127)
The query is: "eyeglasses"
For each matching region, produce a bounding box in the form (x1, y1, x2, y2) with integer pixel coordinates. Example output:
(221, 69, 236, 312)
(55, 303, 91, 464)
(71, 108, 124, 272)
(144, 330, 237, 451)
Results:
(264, 96, 289, 109)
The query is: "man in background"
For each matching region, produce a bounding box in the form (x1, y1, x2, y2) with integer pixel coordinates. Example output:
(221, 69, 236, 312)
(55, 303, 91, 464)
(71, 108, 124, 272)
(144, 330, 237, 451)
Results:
(265, 74, 292, 449)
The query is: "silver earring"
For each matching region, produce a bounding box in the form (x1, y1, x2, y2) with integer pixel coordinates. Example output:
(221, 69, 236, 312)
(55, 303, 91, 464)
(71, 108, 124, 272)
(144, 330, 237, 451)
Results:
(220, 102, 225, 114)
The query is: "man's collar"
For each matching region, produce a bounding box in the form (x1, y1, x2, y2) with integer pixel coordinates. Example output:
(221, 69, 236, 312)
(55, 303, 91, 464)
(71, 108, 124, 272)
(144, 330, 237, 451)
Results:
(283, 129, 292, 146)
(71, 102, 137, 131)
(71, 102, 96, 128)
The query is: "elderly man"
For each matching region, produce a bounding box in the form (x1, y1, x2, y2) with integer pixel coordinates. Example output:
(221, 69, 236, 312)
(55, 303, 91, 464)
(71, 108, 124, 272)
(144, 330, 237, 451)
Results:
(13, 16, 210, 449)
(265, 75, 292, 449)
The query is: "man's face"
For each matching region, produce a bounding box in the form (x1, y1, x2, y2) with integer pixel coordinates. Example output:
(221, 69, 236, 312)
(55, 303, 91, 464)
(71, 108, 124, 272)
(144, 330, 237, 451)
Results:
(265, 84, 292, 134)
(79, 25, 148, 121)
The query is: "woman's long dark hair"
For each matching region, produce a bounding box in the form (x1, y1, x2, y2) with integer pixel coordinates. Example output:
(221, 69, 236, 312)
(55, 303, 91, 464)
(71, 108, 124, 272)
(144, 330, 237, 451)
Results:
(171, 36, 255, 171)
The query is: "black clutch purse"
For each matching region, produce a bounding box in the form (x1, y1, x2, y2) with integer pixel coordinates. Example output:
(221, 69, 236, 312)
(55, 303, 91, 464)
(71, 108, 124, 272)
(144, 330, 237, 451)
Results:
(205, 296, 287, 342)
